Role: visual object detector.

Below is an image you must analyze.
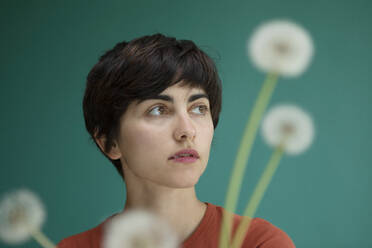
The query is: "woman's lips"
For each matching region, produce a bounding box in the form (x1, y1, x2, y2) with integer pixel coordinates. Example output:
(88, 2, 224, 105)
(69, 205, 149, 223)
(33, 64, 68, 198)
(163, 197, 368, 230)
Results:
(169, 149, 199, 163)
(172, 156, 198, 163)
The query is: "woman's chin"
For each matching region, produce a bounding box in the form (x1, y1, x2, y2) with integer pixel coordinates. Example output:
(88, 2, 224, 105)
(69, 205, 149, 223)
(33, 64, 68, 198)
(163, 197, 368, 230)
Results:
(161, 174, 202, 189)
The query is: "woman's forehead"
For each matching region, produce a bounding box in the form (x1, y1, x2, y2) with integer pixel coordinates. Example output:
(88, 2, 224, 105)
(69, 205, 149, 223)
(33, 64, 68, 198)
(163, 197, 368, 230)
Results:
(161, 83, 206, 95)
(128, 82, 208, 109)
(134, 89, 208, 107)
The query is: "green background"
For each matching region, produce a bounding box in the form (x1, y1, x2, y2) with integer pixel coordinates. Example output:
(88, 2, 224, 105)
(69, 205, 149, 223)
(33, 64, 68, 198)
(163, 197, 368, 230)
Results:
(1, 0, 371, 247)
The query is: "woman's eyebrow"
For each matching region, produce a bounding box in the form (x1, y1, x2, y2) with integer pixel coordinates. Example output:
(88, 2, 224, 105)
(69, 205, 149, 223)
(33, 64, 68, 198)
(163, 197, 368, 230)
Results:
(189, 93, 209, 102)
(136, 93, 208, 105)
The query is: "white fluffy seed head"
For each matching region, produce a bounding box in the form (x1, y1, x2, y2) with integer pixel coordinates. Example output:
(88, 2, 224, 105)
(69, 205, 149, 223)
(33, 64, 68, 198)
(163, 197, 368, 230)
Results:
(103, 209, 179, 248)
(248, 19, 314, 77)
(261, 104, 315, 155)
(0, 189, 46, 244)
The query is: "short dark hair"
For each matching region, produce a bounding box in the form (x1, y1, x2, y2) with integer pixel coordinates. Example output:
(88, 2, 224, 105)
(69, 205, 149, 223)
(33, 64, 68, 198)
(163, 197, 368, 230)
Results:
(83, 33, 222, 179)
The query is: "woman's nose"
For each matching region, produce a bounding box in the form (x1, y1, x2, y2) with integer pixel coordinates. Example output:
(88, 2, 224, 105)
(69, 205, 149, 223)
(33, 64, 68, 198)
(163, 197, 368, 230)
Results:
(173, 113, 196, 142)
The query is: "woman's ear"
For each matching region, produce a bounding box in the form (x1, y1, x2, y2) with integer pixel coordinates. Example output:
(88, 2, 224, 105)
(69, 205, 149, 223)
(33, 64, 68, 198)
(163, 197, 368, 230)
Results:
(95, 135, 122, 160)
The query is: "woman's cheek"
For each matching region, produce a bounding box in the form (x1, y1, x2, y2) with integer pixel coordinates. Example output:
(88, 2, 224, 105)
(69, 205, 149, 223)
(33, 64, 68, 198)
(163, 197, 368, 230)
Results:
(200, 119, 214, 138)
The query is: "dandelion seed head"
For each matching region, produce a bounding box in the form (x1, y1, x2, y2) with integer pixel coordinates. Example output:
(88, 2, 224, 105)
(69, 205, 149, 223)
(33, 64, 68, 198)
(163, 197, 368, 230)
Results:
(262, 104, 315, 155)
(0, 189, 46, 244)
(248, 19, 314, 77)
(103, 209, 178, 248)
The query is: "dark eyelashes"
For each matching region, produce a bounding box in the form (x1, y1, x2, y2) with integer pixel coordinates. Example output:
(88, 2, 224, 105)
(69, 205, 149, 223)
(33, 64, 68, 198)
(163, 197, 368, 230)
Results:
(147, 104, 209, 116)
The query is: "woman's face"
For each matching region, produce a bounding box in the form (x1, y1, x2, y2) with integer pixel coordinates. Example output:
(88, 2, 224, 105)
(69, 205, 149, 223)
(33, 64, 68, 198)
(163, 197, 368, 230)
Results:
(113, 82, 214, 188)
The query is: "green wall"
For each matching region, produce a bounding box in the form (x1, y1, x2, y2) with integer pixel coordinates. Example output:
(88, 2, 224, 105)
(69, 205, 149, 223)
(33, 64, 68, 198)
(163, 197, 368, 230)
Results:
(1, 0, 371, 247)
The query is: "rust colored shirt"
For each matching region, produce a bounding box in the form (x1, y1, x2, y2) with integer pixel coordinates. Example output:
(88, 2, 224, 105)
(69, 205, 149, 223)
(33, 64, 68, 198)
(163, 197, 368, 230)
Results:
(58, 202, 295, 248)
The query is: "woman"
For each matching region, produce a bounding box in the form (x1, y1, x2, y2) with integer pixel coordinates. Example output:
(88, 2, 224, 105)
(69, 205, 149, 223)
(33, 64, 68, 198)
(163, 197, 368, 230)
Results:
(58, 33, 295, 248)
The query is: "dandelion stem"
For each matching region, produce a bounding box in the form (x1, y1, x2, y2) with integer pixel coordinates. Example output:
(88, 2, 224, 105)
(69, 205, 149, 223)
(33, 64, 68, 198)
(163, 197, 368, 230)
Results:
(231, 146, 284, 248)
(29, 228, 56, 248)
(219, 72, 278, 248)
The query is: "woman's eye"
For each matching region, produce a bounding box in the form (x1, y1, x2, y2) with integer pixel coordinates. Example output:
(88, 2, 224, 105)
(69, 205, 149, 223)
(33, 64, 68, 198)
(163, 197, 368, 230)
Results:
(148, 105, 168, 116)
(191, 105, 209, 115)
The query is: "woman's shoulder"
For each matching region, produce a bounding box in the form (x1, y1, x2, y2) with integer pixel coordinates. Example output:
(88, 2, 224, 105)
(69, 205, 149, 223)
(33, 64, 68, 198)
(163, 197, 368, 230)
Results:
(57, 215, 116, 248)
(213, 204, 295, 248)
(57, 223, 102, 248)
(244, 217, 295, 248)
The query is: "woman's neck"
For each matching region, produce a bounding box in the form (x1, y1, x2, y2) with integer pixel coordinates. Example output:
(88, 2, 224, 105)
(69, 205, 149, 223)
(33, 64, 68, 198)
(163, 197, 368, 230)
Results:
(123, 184, 207, 242)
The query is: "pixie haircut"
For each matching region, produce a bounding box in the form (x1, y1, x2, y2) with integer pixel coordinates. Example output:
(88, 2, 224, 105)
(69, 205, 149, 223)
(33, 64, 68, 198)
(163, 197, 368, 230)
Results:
(83, 33, 222, 179)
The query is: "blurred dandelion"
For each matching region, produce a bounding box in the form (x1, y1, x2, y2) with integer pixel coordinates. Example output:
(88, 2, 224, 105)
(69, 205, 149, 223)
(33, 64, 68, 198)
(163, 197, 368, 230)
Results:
(248, 19, 314, 77)
(220, 19, 315, 248)
(0, 189, 55, 248)
(231, 104, 315, 248)
(103, 209, 179, 248)
(262, 104, 315, 155)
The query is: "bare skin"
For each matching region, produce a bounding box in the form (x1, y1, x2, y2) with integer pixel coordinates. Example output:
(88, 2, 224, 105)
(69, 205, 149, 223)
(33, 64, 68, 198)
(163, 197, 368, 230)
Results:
(96, 82, 214, 242)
